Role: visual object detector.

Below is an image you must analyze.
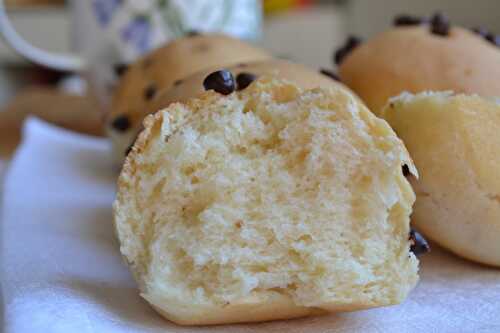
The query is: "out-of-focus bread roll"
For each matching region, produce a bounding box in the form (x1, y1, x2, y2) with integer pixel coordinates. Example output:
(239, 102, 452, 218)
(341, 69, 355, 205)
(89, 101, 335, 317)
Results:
(339, 26, 500, 115)
(106, 34, 270, 166)
(382, 91, 500, 266)
(108, 58, 344, 166)
(114, 77, 419, 325)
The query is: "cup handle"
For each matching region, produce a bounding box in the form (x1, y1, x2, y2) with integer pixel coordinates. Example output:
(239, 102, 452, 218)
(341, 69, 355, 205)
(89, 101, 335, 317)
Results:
(0, 0, 86, 72)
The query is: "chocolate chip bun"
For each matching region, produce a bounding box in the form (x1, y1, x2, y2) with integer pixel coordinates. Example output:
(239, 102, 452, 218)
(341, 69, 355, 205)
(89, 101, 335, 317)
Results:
(113, 77, 420, 325)
(150, 59, 347, 110)
(338, 15, 500, 115)
(382, 92, 500, 266)
(110, 59, 346, 165)
(107, 34, 270, 165)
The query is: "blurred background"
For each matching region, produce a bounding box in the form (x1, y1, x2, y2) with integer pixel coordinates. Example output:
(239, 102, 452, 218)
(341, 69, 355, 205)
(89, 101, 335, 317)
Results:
(0, 0, 498, 153)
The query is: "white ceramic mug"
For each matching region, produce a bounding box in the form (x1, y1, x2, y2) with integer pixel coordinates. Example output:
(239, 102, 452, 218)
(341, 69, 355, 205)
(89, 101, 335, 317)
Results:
(0, 0, 262, 101)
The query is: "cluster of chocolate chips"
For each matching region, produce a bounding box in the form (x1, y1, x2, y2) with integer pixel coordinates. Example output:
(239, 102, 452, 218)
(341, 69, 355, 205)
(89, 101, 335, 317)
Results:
(401, 165, 430, 256)
(203, 70, 257, 95)
(333, 36, 362, 66)
(409, 228, 431, 256)
(394, 11, 500, 46)
(472, 26, 500, 47)
(332, 11, 500, 69)
(394, 12, 450, 37)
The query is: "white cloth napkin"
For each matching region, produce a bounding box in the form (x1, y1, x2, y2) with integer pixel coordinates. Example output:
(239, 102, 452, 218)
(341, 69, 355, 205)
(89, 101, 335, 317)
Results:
(2, 118, 500, 333)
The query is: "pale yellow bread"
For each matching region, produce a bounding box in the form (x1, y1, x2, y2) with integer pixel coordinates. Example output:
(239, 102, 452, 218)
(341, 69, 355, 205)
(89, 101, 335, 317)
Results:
(114, 78, 419, 325)
(382, 92, 500, 266)
(340, 26, 500, 115)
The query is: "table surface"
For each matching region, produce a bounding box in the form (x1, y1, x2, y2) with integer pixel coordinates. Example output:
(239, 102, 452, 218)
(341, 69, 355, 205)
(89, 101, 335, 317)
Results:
(2, 116, 500, 333)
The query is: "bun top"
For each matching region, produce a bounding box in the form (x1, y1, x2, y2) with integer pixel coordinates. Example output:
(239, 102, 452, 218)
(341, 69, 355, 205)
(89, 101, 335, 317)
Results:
(339, 25, 500, 114)
(147, 59, 348, 115)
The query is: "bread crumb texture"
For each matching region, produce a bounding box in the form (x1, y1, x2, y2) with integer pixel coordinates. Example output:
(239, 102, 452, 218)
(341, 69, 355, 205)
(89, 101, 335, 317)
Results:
(383, 91, 500, 267)
(114, 78, 418, 325)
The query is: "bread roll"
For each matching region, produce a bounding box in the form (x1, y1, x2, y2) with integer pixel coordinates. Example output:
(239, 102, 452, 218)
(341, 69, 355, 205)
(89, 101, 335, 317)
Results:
(114, 77, 419, 325)
(382, 91, 500, 266)
(339, 26, 500, 115)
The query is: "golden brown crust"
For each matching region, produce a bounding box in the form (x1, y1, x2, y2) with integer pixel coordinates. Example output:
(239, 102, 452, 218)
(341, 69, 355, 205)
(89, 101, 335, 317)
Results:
(340, 26, 500, 115)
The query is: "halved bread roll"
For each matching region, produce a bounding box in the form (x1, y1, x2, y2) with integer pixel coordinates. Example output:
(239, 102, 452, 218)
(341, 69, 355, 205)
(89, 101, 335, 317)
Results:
(114, 77, 419, 325)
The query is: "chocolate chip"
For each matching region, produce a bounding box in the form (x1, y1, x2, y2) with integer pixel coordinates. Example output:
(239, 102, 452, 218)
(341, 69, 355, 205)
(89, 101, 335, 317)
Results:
(471, 26, 489, 38)
(144, 84, 157, 100)
(402, 164, 411, 177)
(111, 115, 130, 132)
(203, 70, 236, 95)
(394, 14, 424, 26)
(334, 48, 349, 66)
(409, 229, 430, 256)
(320, 68, 340, 81)
(125, 131, 142, 155)
(431, 21, 450, 36)
(334, 36, 362, 65)
(430, 12, 450, 37)
(173, 79, 183, 87)
(186, 30, 200, 37)
(236, 72, 257, 90)
(125, 144, 133, 156)
(470, 27, 499, 47)
(114, 63, 129, 77)
(486, 33, 500, 47)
